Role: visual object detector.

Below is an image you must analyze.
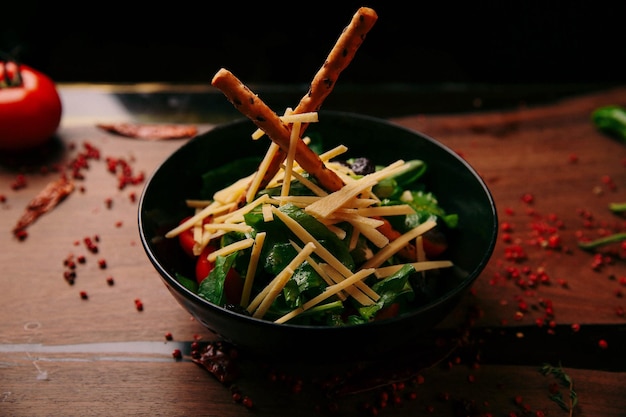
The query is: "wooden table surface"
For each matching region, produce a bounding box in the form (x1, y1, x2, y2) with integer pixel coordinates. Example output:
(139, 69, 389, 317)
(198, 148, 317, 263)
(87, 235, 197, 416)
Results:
(2, 86, 626, 417)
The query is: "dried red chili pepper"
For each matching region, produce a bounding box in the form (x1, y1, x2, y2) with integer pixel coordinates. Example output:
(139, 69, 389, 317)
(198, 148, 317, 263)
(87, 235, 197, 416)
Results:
(12, 175, 75, 237)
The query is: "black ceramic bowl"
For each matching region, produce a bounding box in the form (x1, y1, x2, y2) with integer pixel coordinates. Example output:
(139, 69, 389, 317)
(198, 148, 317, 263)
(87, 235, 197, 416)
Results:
(138, 111, 497, 361)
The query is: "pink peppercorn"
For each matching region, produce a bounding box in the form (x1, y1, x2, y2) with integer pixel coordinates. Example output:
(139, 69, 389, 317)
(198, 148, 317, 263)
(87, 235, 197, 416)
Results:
(521, 193, 534, 204)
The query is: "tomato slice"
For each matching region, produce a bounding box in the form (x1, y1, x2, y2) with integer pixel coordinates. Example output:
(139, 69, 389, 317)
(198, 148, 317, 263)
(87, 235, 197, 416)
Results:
(421, 227, 448, 258)
(178, 218, 197, 258)
(178, 216, 214, 258)
(374, 302, 400, 321)
(223, 269, 244, 305)
(195, 245, 217, 283)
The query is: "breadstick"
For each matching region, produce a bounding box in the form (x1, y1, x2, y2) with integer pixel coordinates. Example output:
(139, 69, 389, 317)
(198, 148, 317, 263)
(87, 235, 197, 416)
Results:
(295, 7, 378, 114)
(257, 7, 379, 190)
(211, 68, 344, 193)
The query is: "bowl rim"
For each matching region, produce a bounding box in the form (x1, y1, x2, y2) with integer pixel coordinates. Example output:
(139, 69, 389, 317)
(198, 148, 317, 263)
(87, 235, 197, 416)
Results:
(138, 110, 498, 332)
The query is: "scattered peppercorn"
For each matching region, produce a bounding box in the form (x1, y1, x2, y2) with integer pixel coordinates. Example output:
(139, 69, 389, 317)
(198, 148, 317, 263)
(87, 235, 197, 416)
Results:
(11, 174, 27, 190)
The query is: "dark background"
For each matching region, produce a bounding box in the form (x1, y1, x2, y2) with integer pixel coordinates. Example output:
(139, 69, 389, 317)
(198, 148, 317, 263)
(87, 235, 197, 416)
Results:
(2, 1, 625, 86)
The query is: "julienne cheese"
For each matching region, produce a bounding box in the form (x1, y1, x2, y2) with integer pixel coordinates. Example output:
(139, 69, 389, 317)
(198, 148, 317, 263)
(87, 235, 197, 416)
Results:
(165, 111, 454, 324)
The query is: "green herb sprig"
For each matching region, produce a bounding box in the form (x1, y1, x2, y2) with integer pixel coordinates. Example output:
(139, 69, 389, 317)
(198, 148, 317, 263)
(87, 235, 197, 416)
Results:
(539, 362, 578, 416)
(577, 202, 626, 250)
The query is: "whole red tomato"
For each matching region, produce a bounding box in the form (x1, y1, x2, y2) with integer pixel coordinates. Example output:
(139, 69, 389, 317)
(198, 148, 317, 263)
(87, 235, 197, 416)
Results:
(0, 61, 62, 151)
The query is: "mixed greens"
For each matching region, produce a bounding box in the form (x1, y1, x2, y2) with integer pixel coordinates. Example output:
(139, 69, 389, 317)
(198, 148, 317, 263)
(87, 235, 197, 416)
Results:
(169, 136, 458, 326)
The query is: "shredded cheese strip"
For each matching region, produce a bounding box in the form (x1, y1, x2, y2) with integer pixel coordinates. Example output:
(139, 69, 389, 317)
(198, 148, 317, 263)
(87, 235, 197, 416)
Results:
(203, 223, 252, 233)
(273, 195, 321, 206)
(416, 236, 427, 277)
(271, 206, 352, 277)
(193, 207, 203, 244)
(360, 220, 437, 269)
(213, 173, 256, 204)
(348, 227, 361, 251)
(272, 143, 349, 180)
(252, 266, 296, 318)
(374, 260, 454, 278)
(347, 220, 389, 248)
(213, 193, 271, 224)
(319, 145, 349, 161)
(304, 160, 408, 219)
(280, 121, 301, 201)
(207, 237, 255, 263)
(165, 201, 235, 238)
(272, 206, 379, 302)
(331, 212, 385, 228)
(326, 224, 347, 240)
(194, 230, 226, 255)
(248, 242, 316, 318)
(280, 165, 328, 197)
(262, 203, 274, 222)
(252, 111, 319, 139)
(353, 205, 416, 217)
(267, 142, 347, 188)
(320, 263, 376, 306)
(274, 268, 375, 324)
(246, 142, 281, 203)
(304, 176, 379, 219)
(289, 241, 347, 301)
(240, 232, 266, 307)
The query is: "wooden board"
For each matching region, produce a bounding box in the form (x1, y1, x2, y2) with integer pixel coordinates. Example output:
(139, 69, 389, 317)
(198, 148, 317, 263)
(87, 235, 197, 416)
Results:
(1, 87, 625, 416)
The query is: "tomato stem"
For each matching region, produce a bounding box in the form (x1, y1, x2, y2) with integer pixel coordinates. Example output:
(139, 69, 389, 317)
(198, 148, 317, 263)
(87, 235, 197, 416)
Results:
(0, 52, 23, 88)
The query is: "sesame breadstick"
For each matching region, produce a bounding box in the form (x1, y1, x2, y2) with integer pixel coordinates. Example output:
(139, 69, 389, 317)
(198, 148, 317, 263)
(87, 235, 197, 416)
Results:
(256, 7, 378, 190)
(211, 68, 345, 193)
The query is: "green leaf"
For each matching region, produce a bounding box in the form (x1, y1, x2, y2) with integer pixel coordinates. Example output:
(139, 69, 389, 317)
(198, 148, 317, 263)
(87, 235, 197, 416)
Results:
(198, 252, 237, 305)
(175, 272, 198, 293)
(276, 204, 355, 270)
(591, 105, 626, 143)
(358, 264, 415, 320)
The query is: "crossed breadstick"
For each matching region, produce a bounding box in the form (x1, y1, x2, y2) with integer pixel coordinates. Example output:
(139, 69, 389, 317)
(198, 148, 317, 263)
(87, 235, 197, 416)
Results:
(211, 7, 378, 194)
(212, 68, 345, 193)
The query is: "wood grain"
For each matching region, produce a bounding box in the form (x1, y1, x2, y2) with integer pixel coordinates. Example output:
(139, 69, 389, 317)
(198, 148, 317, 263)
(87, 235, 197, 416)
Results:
(1, 87, 625, 416)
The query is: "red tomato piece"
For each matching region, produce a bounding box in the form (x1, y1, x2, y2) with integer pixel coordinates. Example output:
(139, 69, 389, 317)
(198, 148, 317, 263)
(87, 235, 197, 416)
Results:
(374, 302, 400, 321)
(178, 216, 214, 258)
(195, 245, 217, 283)
(223, 269, 244, 305)
(178, 217, 197, 258)
(0, 61, 62, 151)
(421, 227, 448, 258)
